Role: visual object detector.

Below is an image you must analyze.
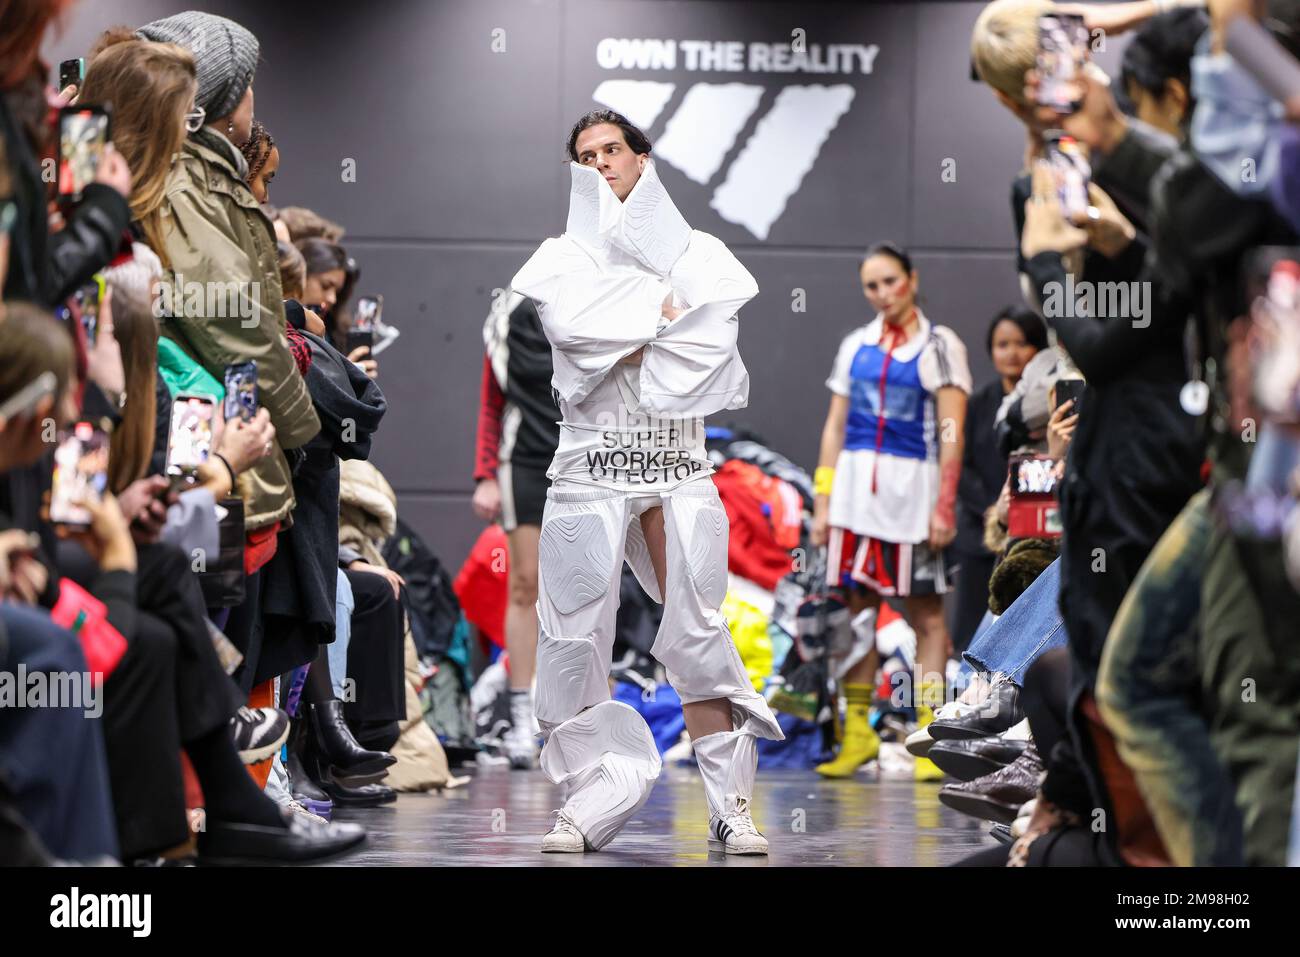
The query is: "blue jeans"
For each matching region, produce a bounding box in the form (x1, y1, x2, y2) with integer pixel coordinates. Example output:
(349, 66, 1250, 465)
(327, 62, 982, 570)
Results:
(327, 572, 355, 699)
(961, 557, 1067, 686)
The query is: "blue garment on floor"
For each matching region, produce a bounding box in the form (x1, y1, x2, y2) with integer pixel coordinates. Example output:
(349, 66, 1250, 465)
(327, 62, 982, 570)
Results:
(961, 557, 1067, 685)
(613, 682, 686, 755)
(758, 712, 833, 769)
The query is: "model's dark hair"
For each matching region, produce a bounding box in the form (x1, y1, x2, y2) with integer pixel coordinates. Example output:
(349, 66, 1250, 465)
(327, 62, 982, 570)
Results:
(986, 305, 1048, 355)
(863, 241, 914, 274)
(1116, 8, 1208, 121)
(566, 109, 652, 162)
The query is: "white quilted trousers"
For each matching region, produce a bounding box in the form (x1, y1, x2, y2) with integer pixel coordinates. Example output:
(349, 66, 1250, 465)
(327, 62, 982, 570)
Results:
(534, 480, 784, 849)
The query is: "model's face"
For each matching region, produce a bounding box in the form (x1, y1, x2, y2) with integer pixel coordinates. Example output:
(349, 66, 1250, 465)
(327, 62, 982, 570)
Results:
(304, 268, 346, 314)
(249, 145, 279, 204)
(574, 123, 648, 201)
(990, 319, 1037, 383)
(860, 255, 916, 325)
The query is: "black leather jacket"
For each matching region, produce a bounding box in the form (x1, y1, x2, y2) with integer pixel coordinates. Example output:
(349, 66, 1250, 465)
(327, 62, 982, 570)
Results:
(1, 88, 129, 308)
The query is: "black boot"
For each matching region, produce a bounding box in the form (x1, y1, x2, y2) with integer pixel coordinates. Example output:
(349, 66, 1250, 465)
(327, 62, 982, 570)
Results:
(306, 700, 396, 778)
(286, 719, 333, 818)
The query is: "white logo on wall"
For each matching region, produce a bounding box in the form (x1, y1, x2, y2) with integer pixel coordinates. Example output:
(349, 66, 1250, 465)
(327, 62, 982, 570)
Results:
(593, 38, 879, 240)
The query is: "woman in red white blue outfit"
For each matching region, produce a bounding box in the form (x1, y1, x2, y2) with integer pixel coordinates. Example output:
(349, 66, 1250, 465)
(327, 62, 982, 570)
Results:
(810, 242, 972, 780)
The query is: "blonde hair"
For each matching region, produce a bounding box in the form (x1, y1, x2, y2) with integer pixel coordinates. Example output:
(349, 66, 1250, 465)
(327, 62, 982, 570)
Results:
(80, 36, 197, 268)
(971, 0, 1055, 104)
(278, 206, 344, 243)
(276, 240, 306, 300)
(104, 244, 163, 492)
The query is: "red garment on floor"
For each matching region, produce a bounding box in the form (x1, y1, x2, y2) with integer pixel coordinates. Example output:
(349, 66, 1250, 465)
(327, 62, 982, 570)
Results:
(454, 524, 509, 652)
(711, 460, 801, 590)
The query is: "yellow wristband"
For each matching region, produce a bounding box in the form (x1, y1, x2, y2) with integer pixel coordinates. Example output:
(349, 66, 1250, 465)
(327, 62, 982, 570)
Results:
(814, 466, 835, 497)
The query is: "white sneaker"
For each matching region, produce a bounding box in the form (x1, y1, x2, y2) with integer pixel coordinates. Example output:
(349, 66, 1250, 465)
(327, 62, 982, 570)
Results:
(506, 691, 540, 769)
(708, 798, 768, 855)
(904, 696, 981, 757)
(541, 810, 587, 853)
(503, 721, 539, 769)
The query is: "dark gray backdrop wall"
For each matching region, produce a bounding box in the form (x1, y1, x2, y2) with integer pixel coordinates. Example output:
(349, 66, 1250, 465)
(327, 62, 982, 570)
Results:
(47, 0, 1126, 568)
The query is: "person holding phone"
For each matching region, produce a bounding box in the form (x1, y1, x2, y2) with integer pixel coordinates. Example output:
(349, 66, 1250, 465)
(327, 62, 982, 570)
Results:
(299, 237, 377, 379)
(0, 2, 132, 309)
(810, 243, 972, 781)
(952, 307, 1047, 655)
(511, 109, 782, 855)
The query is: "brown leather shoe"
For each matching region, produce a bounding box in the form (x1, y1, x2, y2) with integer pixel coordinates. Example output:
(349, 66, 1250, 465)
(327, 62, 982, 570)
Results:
(937, 743, 1043, 824)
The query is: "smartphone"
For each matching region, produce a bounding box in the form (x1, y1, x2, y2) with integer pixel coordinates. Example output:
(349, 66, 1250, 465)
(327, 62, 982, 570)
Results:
(49, 421, 110, 527)
(0, 371, 57, 422)
(346, 295, 381, 355)
(1046, 134, 1091, 221)
(223, 361, 258, 423)
(57, 104, 110, 203)
(76, 275, 105, 346)
(1036, 13, 1089, 115)
(1007, 453, 1062, 539)
(1053, 377, 1086, 418)
(58, 57, 85, 94)
(166, 393, 216, 485)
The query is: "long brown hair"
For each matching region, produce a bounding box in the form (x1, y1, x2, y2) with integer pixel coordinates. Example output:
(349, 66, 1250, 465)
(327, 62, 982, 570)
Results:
(104, 250, 161, 492)
(79, 36, 196, 269)
(0, 0, 73, 92)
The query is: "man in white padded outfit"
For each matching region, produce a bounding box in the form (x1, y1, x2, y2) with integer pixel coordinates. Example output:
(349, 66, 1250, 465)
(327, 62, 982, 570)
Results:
(510, 110, 783, 855)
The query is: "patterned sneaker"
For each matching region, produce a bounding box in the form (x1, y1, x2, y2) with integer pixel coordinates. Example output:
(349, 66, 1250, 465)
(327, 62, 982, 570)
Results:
(231, 706, 290, 765)
(540, 810, 587, 853)
(283, 799, 329, 826)
(708, 798, 769, 855)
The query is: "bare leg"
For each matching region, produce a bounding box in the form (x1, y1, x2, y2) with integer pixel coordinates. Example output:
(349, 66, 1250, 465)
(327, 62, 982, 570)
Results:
(906, 594, 950, 709)
(505, 524, 540, 690)
(639, 506, 731, 739)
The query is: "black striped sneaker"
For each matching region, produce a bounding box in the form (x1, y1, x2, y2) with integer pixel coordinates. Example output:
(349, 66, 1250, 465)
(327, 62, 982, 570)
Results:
(708, 798, 768, 855)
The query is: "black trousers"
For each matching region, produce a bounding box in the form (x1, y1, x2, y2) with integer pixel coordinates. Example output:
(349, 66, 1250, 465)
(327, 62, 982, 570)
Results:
(223, 567, 263, 696)
(342, 568, 406, 728)
(97, 542, 242, 858)
(950, 548, 995, 654)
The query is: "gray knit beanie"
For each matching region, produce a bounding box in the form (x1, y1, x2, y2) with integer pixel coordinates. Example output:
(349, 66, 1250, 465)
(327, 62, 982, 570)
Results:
(135, 11, 259, 120)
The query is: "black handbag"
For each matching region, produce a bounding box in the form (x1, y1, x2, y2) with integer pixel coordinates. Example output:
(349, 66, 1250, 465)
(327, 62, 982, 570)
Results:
(198, 496, 246, 608)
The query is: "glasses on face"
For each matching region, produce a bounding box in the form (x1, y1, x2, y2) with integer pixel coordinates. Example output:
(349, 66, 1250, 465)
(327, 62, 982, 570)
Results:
(184, 104, 206, 133)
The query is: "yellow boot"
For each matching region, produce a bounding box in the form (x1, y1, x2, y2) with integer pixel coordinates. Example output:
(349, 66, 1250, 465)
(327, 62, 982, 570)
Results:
(913, 678, 945, 782)
(815, 684, 880, 778)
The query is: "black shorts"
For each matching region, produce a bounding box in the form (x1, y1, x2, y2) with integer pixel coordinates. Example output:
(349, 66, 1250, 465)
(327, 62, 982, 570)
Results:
(498, 461, 550, 531)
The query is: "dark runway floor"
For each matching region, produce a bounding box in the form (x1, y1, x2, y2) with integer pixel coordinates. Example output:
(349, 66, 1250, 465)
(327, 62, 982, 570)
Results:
(328, 764, 1000, 866)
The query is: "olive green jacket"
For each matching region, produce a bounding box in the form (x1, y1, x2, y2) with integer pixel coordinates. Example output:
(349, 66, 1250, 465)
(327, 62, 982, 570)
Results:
(157, 127, 320, 529)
